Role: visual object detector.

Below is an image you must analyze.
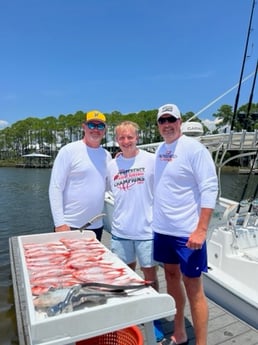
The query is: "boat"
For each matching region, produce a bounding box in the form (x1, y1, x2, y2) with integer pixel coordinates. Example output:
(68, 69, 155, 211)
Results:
(202, 0, 258, 322)
(16, 152, 53, 168)
(203, 194, 258, 330)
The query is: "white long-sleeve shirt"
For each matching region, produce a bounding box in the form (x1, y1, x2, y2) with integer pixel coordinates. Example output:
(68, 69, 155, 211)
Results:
(49, 140, 112, 229)
(153, 135, 218, 237)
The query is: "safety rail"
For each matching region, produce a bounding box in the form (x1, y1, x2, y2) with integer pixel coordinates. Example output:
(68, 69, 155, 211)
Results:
(199, 130, 258, 152)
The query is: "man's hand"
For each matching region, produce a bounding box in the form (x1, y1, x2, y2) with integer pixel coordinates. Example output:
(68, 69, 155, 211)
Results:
(55, 224, 70, 232)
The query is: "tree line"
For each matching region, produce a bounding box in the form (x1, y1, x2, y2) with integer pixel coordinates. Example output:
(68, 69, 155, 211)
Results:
(0, 102, 257, 162)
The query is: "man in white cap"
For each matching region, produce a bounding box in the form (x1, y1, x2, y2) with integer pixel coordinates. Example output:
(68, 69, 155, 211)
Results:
(152, 104, 218, 345)
(49, 110, 112, 241)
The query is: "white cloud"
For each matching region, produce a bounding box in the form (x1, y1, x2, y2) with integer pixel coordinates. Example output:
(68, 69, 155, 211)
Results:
(202, 119, 217, 131)
(0, 120, 9, 129)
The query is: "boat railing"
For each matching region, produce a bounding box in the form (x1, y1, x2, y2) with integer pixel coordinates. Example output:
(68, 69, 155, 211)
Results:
(138, 130, 258, 168)
(207, 193, 258, 258)
(227, 198, 258, 250)
(200, 130, 258, 152)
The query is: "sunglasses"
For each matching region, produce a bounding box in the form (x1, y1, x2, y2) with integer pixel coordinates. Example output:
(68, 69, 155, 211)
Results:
(86, 122, 106, 130)
(158, 117, 178, 125)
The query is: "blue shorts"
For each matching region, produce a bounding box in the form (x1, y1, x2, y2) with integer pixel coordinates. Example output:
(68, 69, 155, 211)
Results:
(111, 235, 157, 268)
(153, 232, 207, 277)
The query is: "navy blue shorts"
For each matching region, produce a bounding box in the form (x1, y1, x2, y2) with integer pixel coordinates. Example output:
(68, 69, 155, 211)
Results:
(153, 232, 207, 278)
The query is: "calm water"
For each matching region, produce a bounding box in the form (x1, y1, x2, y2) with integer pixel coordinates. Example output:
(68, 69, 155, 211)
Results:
(0, 168, 53, 345)
(0, 167, 257, 345)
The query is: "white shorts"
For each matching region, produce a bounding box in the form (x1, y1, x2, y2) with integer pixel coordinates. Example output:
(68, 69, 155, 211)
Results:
(111, 235, 157, 268)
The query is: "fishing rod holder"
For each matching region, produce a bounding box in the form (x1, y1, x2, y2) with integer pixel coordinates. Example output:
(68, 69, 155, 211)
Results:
(240, 198, 258, 213)
(252, 198, 258, 215)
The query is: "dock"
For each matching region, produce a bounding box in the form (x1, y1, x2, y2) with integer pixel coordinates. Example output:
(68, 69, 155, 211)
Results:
(101, 230, 258, 345)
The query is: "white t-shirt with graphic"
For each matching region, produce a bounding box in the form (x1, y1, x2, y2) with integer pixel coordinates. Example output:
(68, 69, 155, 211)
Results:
(107, 149, 154, 240)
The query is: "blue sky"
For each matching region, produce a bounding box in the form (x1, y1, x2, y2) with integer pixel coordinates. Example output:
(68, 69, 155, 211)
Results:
(0, 0, 257, 129)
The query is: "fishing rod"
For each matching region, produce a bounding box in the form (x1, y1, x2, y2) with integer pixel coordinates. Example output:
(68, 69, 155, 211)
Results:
(249, 181, 258, 211)
(251, 183, 258, 216)
(246, 59, 258, 119)
(236, 149, 258, 214)
(231, 0, 256, 130)
(236, 59, 258, 216)
(243, 179, 258, 227)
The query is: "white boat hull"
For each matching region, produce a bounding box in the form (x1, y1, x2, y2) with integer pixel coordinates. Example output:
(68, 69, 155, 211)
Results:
(204, 198, 258, 330)
(203, 267, 258, 330)
(103, 192, 114, 233)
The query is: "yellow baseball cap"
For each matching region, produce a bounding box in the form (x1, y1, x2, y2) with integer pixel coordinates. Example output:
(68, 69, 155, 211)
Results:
(85, 110, 106, 123)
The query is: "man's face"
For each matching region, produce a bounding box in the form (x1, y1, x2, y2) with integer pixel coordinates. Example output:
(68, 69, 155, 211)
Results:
(116, 125, 138, 157)
(83, 121, 106, 147)
(157, 115, 181, 143)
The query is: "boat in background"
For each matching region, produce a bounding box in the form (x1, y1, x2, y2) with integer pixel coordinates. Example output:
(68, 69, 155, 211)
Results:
(16, 152, 52, 168)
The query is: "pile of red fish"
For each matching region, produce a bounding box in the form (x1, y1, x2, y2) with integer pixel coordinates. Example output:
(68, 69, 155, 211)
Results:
(23, 237, 144, 296)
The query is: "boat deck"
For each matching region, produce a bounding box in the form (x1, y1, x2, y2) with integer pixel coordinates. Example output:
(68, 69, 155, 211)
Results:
(101, 230, 258, 345)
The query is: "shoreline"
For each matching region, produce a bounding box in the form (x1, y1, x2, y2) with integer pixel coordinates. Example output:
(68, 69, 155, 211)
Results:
(0, 160, 241, 172)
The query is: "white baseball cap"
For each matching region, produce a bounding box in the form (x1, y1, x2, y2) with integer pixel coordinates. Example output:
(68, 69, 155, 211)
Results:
(157, 104, 181, 120)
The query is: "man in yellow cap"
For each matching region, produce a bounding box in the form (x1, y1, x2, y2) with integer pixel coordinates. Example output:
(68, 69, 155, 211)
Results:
(49, 110, 112, 241)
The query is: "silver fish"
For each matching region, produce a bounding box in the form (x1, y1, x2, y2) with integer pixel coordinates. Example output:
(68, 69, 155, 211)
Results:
(47, 287, 128, 316)
(34, 287, 73, 308)
(34, 285, 129, 316)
